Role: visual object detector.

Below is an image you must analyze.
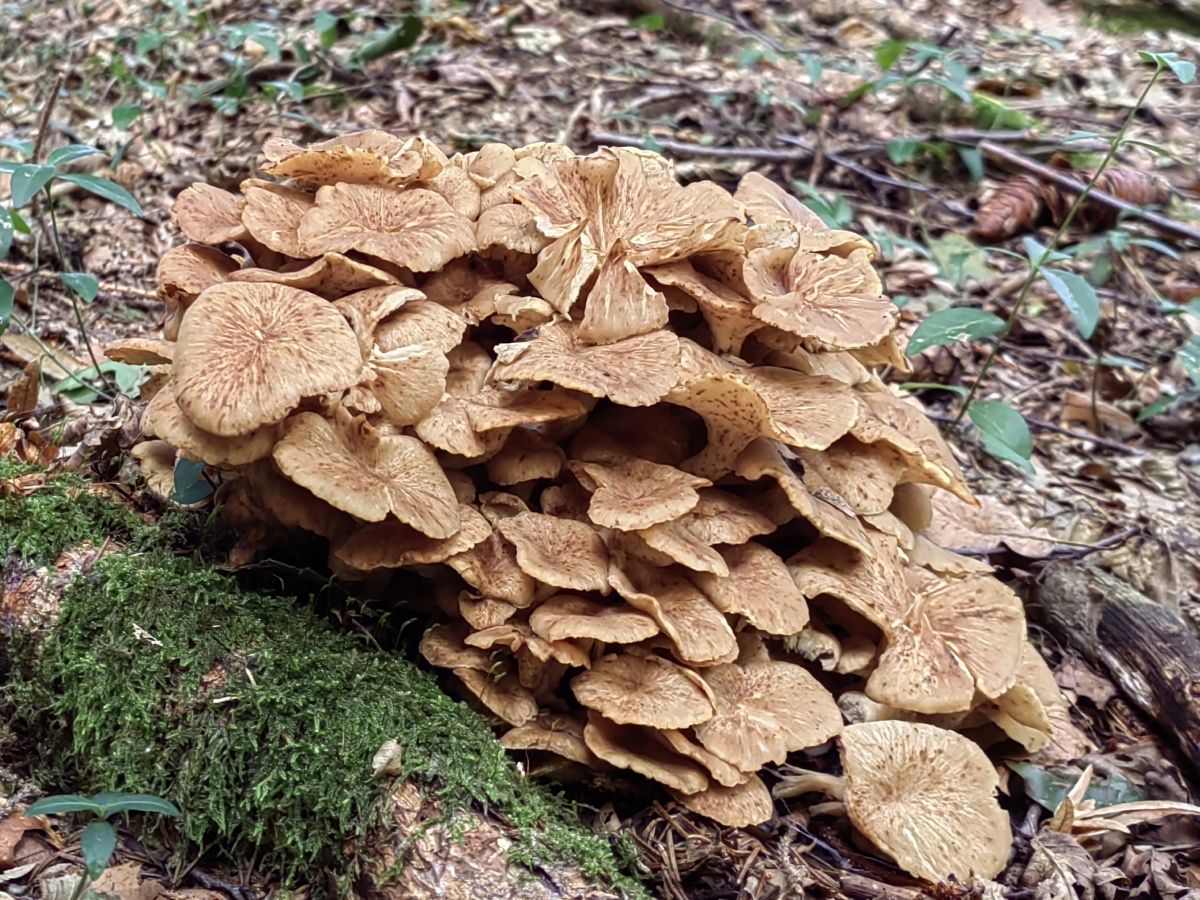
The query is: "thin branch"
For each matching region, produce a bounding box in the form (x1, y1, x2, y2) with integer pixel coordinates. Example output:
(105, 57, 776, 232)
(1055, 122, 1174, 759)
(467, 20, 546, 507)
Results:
(30, 75, 64, 164)
(587, 128, 813, 162)
(977, 138, 1200, 246)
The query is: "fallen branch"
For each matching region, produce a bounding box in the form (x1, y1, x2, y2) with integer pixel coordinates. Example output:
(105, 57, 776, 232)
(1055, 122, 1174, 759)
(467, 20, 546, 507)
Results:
(586, 128, 813, 162)
(978, 139, 1200, 246)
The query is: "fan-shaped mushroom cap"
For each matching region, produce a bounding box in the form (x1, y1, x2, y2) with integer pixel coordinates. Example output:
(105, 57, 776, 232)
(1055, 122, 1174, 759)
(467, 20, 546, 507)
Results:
(445, 530, 536, 607)
(332, 286, 423, 349)
(840, 721, 1012, 882)
(790, 533, 1025, 713)
(583, 713, 710, 794)
(261, 129, 440, 187)
(634, 520, 728, 576)
(242, 461, 352, 542)
(797, 437, 911, 516)
(735, 171, 828, 231)
(240, 180, 314, 257)
(692, 542, 810, 636)
(156, 244, 238, 307)
(458, 595, 517, 630)
(421, 163, 482, 220)
(571, 652, 716, 728)
(486, 427, 565, 485)
(672, 775, 774, 827)
(173, 283, 363, 437)
(454, 666, 540, 727)
(501, 714, 597, 767)
(490, 323, 682, 407)
(466, 622, 589, 669)
(274, 411, 460, 536)
(332, 506, 490, 570)
(530, 594, 659, 644)
(141, 386, 276, 468)
(608, 557, 737, 665)
(477, 203, 551, 255)
(647, 261, 761, 355)
(297, 183, 476, 272)
(131, 439, 180, 502)
(496, 512, 609, 592)
(570, 458, 709, 531)
(419, 622, 491, 671)
(1008, 641, 1094, 762)
(657, 729, 748, 789)
(229, 252, 396, 299)
(744, 247, 895, 351)
(374, 298, 468, 355)
(105, 337, 175, 366)
(172, 183, 248, 244)
(360, 342, 449, 427)
(693, 660, 842, 771)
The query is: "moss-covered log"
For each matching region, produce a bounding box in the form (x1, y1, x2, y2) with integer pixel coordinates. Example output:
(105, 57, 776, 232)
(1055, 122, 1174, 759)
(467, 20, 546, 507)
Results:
(0, 462, 643, 898)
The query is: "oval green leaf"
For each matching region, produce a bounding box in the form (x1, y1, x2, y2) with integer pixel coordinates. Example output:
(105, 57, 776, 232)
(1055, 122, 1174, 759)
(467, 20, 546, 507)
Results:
(1040, 266, 1099, 339)
(61, 271, 100, 303)
(0, 278, 12, 338)
(81, 820, 118, 878)
(906, 307, 1005, 356)
(92, 792, 181, 817)
(10, 164, 56, 207)
(0, 208, 12, 258)
(48, 144, 103, 168)
(24, 794, 104, 817)
(969, 400, 1033, 471)
(56, 173, 143, 216)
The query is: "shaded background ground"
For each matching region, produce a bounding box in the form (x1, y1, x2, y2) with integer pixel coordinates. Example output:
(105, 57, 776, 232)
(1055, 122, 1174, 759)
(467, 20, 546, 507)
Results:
(3, 0, 1200, 897)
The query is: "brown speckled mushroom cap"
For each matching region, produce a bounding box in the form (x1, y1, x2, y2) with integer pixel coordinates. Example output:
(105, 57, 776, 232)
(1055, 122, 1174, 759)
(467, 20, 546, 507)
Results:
(173, 282, 363, 437)
(571, 652, 716, 729)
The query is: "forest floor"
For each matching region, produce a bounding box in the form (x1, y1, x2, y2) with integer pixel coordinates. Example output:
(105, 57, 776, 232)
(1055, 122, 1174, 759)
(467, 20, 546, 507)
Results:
(3, 0, 1200, 897)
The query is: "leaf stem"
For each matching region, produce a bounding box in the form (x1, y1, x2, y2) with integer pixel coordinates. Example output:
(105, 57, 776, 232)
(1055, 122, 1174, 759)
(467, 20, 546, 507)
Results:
(952, 65, 1164, 425)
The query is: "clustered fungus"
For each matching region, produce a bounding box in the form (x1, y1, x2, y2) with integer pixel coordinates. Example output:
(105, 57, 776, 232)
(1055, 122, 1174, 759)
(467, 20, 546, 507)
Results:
(118, 130, 1090, 885)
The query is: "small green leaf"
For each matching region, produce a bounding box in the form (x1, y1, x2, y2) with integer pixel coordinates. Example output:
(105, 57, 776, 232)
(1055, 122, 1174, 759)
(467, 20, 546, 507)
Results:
(10, 164, 57, 207)
(0, 278, 12, 338)
(875, 38, 908, 72)
(907, 307, 1006, 355)
(61, 271, 100, 303)
(1137, 394, 1176, 422)
(969, 400, 1034, 471)
(886, 139, 920, 165)
(1008, 761, 1147, 813)
(173, 458, 214, 504)
(112, 104, 143, 129)
(0, 138, 34, 158)
(10, 208, 30, 234)
(81, 820, 118, 879)
(0, 208, 12, 257)
(631, 11, 666, 29)
(1178, 336, 1200, 387)
(57, 173, 142, 216)
(92, 792, 180, 817)
(47, 144, 102, 167)
(1041, 267, 1100, 339)
(1139, 50, 1196, 84)
(110, 362, 149, 398)
(1022, 235, 1070, 265)
(957, 145, 985, 182)
(25, 794, 105, 817)
(927, 232, 996, 287)
(352, 15, 423, 64)
(899, 382, 969, 397)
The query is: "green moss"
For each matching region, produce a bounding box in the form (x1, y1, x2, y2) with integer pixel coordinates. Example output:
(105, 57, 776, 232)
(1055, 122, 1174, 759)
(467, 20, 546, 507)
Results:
(1, 470, 646, 897)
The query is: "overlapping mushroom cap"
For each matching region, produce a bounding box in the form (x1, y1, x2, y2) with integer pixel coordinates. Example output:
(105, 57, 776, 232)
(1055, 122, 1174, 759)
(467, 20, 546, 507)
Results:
(127, 132, 1067, 884)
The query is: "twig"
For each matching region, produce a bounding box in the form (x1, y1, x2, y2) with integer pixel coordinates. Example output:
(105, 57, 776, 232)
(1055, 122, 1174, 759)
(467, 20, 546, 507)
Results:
(978, 138, 1200, 246)
(777, 135, 933, 193)
(926, 409, 1146, 455)
(587, 128, 812, 162)
(30, 75, 64, 164)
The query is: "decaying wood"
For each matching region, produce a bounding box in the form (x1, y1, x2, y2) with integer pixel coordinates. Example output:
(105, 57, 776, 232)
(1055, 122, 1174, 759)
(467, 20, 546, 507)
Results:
(1039, 561, 1200, 773)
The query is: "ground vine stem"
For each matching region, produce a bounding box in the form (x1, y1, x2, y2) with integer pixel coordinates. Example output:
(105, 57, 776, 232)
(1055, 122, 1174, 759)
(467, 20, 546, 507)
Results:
(952, 65, 1164, 426)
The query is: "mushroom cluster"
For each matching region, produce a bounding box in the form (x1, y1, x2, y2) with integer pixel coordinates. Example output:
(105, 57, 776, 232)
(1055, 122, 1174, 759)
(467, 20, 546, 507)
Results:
(114, 131, 1084, 885)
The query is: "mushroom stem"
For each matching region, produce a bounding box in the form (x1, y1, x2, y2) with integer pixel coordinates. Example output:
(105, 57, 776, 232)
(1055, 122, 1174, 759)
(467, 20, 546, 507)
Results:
(809, 800, 848, 818)
(837, 690, 913, 725)
(771, 767, 846, 801)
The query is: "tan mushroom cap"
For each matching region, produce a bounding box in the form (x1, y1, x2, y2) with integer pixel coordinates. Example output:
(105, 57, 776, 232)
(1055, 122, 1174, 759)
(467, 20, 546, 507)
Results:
(240, 180, 314, 258)
(445, 530, 536, 607)
(634, 520, 728, 576)
(333, 286, 425, 350)
(172, 183, 248, 244)
(1010, 640, 1094, 762)
(486, 427, 565, 485)
(577, 252, 670, 345)
(454, 666, 540, 727)
(529, 594, 659, 644)
(683, 488, 777, 545)
(647, 261, 761, 355)
(141, 386, 276, 468)
(374, 299, 468, 355)
(419, 622, 492, 671)
(840, 721, 1012, 883)
(274, 411, 461, 536)
(458, 595, 517, 630)
(490, 323, 682, 408)
(173, 283, 363, 437)
(476, 203, 551, 255)
(583, 712, 710, 794)
(229, 252, 396, 300)
(693, 660, 842, 771)
(672, 775, 774, 828)
(693, 542, 810, 636)
(789, 532, 1025, 713)
(570, 458, 710, 531)
(156, 244, 238, 305)
(657, 730, 748, 789)
(242, 460, 352, 541)
(609, 557, 737, 665)
(496, 512, 610, 592)
(332, 505, 490, 570)
(105, 337, 175, 366)
(421, 163, 482, 220)
(297, 183, 476, 272)
(571, 652, 716, 728)
(261, 129, 434, 187)
(361, 342, 449, 427)
(131, 439, 180, 502)
(734, 171, 828, 231)
(466, 622, 589, 670)
(744, 247, 896, 351)
(500, 714, 598, 767)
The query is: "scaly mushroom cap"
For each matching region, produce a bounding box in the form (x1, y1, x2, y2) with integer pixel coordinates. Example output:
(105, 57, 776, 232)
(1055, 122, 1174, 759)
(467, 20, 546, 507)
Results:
(583, 712, 711, 794)
(571, 653, 716, 729)
(156, 244, 238, 307)
(445, 530, 536, 607)
(672, 775, 774, 828)
(229, 252, 396, 300)
(570, 457, 710, 531)
(261, 129, 442, 187)
(172, 183, 248, 244)
(496, 512, 610, 592)
(530, 594, 659, 644)
(105, 337, 175, 366)
(790, 532, 1025, 713)
(692, 660, 842, 771)
(500, 714, 597, 767)
(274, 411, 460, 536)
(840, 721, 1012, 883)
(240, 180, 314, 257)
(692, 542, 810, 636)
(141, 385, 276, 468)
(297, 183, 476, 272)
(173, 282, 363, 436)
(332, 506, 490, 570)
